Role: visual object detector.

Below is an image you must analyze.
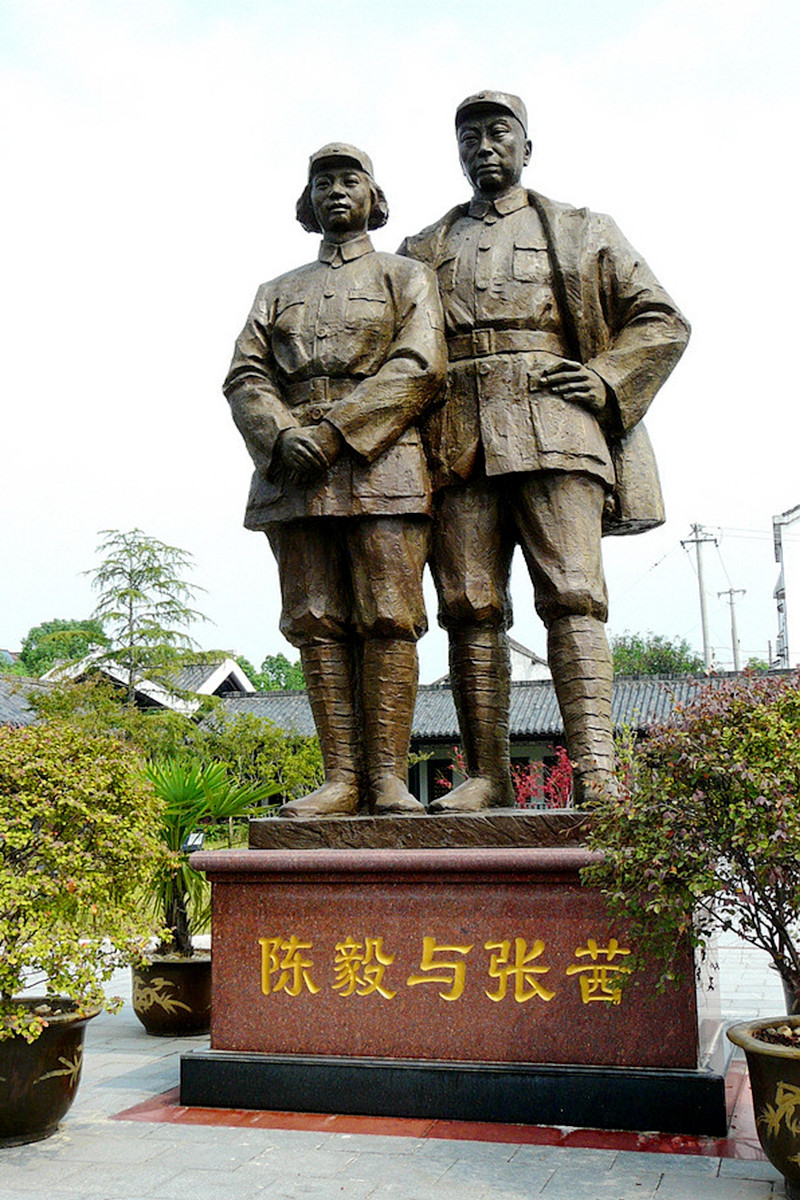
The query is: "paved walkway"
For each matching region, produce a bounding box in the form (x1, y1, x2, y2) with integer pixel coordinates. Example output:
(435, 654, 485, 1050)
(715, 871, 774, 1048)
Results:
(0, 933, 789, 1199)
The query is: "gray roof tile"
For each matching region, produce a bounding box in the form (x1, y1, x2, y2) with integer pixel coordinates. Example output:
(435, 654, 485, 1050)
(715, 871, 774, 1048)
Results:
(215, 674, 740, 741)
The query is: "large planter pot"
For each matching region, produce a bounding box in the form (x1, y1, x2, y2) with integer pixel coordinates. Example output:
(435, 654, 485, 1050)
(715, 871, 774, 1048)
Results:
(728, 1016, 800, 1198)
(0, 1000, 99, 1147)
(132, 953, 211, 1036)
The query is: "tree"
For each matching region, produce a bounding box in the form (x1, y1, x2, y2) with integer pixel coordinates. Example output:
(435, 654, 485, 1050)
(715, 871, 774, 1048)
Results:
(236, 652, 306, 692)
(610, 631, 704, 677)
(15, 617, 109, 677)
(87, 529, 206, 699)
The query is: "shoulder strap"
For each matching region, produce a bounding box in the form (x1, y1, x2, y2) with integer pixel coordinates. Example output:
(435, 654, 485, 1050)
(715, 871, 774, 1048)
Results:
(529, 193, 582, 363)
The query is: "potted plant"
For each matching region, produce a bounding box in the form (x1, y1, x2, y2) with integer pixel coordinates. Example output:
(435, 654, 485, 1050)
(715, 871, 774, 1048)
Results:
(132, 757, 277, 1035)
(584, 671, 800, 1192)
(0, 721, 169, 1145)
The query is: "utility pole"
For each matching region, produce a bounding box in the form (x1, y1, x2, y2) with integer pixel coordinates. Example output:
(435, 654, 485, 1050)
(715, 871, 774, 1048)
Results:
(718, 587, 746, 672)
(682, 524, 718, 671)
(772, 503, 800, 669)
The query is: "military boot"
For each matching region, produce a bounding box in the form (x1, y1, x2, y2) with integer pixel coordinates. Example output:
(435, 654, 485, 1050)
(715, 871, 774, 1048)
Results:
(279, 641, 362, 818)
(428, 626, 515, 812)
(547, 614, 616, 805)
(361, 638, 426, 815)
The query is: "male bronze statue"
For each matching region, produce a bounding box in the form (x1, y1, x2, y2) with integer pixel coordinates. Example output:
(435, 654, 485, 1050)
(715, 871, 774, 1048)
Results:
(401, 91, 690, 809)
(224, 144, 446, 817)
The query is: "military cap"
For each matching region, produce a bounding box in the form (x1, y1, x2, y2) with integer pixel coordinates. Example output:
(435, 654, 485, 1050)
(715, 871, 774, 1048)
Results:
(307, 143, 375, 181)
(297, 143, 388, 233)
(455, 90, 528, 134)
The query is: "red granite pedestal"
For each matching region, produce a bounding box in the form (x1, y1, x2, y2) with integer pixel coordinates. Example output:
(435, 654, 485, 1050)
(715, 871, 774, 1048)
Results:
(182, 828, 728, 1135)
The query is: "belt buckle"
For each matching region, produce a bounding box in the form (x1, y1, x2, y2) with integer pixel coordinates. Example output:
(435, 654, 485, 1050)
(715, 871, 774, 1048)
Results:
(472, 329, 494, 357)
(310, 378, 329, 404)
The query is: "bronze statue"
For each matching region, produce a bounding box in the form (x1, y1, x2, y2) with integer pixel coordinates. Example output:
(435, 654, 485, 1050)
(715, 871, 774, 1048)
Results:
(224, 144, 446, 817)
(400, 91, 690, 810)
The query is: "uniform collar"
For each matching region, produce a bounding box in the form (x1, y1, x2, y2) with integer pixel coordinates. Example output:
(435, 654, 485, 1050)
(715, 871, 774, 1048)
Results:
(318, 233, 374, 264)
(468, 185, 530, 219)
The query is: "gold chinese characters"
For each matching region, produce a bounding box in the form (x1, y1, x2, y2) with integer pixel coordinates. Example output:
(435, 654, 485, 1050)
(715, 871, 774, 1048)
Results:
(258, 935, 632, 1004)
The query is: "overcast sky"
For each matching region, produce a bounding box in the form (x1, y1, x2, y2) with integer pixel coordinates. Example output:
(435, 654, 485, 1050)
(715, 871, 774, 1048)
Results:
(2, 0, 799, 680)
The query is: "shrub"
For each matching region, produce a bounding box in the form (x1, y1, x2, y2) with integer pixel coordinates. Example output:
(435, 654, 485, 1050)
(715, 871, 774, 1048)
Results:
(585, 672, 800, 994)
(0, 722, 170, 1040)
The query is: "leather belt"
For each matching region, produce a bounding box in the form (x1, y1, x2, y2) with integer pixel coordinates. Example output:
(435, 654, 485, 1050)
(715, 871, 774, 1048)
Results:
(447, 329, 565, 361)
(284, 376, 355, 415)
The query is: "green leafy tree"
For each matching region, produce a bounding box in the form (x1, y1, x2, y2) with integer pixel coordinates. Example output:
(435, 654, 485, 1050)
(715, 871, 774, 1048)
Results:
(236, 653, 305, 692)
(197, 712, 322, 800)
(610, 631, 704, 677)
(585, 672, 800, 998)
(16, 617, 109, 676)
(87, 529, 206, 699)
(30, 677, 200, 760)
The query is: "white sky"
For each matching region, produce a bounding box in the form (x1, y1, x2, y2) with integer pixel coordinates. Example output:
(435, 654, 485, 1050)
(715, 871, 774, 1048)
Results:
(2, 0, 799, 680)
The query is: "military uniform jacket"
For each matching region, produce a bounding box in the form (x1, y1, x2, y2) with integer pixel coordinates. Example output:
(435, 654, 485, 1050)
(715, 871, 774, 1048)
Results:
(224, 234, 446, 528)
(400, 189, 690, 534)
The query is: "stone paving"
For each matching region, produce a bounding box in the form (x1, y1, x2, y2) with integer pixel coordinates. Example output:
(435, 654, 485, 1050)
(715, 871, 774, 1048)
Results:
(0, 932, 789, 1199)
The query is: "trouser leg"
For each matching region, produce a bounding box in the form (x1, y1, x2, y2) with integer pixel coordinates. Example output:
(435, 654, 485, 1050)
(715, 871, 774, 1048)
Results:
(348, 517, 429, 815)
(547, 614, 615, 804)
(266, 522, 362, 818)
(429, 481, 515, 811)
(512, 472, 614, 805)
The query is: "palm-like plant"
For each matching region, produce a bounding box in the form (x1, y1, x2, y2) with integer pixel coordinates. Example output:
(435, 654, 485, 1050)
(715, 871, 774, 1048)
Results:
(146, 758, 278, 955)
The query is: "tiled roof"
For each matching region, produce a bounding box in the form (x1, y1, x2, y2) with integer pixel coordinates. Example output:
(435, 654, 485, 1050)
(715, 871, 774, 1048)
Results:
(216, 674, 740, 740)
(175, 662, 225, 692)
(218, 691, 317, 736)
(0, 676, 48, 727)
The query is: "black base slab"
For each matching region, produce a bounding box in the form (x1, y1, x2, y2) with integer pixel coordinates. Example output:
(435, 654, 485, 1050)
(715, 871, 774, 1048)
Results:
(180, 1050, 728, 1137)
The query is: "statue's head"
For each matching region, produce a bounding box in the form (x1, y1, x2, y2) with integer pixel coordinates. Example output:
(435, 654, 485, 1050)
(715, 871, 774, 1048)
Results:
(455, 90, 532, 197)
(296, 143, 389, 235)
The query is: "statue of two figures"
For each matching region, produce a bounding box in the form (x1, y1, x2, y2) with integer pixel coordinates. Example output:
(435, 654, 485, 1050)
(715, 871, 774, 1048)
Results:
(224, 91, 690, 819)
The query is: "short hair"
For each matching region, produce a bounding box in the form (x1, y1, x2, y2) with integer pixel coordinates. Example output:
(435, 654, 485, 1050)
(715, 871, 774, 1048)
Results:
(295, 179, 389, 234)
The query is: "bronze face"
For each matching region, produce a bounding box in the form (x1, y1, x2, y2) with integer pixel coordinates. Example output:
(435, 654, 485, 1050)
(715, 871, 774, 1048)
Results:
(310, 162, 373, 236)
(456, 107, 532, 196)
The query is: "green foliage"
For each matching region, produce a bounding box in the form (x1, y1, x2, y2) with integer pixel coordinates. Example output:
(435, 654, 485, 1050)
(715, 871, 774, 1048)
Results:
(236, 653, 306, 692)
(0, 722, 170, 1042)
(145, 758, 279, 956)
(585, 673, 800, 994)
(87, 529, 206, 698)
(197, 712, 322, 800)
(30, 677, 200, 761)
(18, 617, 109, 677)
(610, 630, 704, 677)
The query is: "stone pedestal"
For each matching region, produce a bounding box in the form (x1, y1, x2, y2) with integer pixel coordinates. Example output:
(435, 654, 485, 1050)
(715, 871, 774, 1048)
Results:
(182, 814, 728, 1135)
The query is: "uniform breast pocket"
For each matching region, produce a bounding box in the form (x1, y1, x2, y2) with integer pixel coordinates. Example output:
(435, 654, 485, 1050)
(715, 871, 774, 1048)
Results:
(273, 298, 306, 336)
(344, 291, 387, 330)
(512, 241, 550, 284)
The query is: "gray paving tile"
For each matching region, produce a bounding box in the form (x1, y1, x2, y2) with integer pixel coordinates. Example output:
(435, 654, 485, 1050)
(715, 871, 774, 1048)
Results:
(340, 1148, 449, 1184)
(0, 1162, 86, 1193)
(143, 1166, 276, 1200)
(440, 1156, 556, 1192)
(607, 1151, 719, 1175)
(717, 1157, 783, 1181)
(541, 1162, 660, 1198)
(654, 1176, 777, 1199)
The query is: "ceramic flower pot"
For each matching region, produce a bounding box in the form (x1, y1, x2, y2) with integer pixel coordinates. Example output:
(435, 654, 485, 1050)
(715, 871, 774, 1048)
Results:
(0, 1000, 99, 1146)
(131, 953, 211, 1036)
(728, 1016, 800, 1199)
